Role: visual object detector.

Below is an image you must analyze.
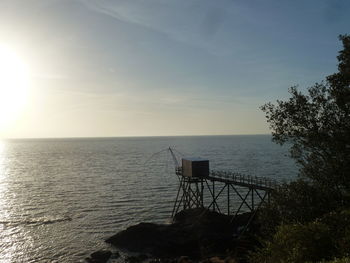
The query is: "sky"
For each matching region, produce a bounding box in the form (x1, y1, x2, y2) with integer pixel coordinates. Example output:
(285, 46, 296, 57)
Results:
(0, 0, 349, 138)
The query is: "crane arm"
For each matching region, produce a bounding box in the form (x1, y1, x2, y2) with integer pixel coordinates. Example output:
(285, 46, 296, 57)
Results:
(168, 147, 180, 169)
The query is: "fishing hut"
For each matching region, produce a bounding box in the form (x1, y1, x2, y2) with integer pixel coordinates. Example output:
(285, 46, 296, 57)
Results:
(175, 157, 209, 210)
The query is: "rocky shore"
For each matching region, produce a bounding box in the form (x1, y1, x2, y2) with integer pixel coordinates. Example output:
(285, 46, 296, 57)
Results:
(87, 208, 257, 263)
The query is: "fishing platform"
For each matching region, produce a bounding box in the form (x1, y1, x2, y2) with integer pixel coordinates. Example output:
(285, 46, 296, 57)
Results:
(169, 148, 279, 226)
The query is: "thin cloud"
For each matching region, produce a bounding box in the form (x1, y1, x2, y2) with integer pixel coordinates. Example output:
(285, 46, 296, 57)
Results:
(78, 0, 240, 56)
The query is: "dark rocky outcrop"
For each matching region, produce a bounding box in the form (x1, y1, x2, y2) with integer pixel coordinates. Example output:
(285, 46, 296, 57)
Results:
(106, 208, 253, 259)
(126, 254, 149, 263)
(85, 249, 112, 263)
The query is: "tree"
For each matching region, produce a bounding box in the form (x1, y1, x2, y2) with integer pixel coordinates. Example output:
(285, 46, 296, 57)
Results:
(257, 180, 339, 235)
(261, 35, 350, 204)
(249, 35, 350, 263)
(250, 209, 350, 263)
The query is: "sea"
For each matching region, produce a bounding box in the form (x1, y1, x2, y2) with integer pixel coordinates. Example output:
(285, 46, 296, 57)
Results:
(0, 135, 298, 262)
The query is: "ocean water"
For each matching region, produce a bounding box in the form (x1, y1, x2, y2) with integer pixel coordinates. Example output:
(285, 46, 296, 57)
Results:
(0, 135, 297, 262)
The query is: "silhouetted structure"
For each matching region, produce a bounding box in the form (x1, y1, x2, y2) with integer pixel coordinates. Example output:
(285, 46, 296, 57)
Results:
(169, 148, 278, 229)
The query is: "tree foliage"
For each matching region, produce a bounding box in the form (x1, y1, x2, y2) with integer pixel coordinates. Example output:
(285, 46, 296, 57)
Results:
(250, 209, 350, 263)
(250, 35, 350, 263)
(257, 180, 339, 237)
(261, 35, 350, 202)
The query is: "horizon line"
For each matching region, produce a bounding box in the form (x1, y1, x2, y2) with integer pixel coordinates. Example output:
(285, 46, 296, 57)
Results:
(2, 133, 271, 140)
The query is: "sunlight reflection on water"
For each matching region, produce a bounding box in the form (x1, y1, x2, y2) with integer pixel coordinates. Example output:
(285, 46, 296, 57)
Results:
(0, 141, 16, 263)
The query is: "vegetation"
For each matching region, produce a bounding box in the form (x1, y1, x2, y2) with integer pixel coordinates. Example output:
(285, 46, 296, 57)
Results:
(249, 35, 350, 262)
(261, 34, 350, 202)
(251, 209, 350, 263)
(321, 258, 350, 263)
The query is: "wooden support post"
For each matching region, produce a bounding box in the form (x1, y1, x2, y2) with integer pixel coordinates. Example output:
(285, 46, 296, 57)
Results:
(233, 188, 252, 218)
(227, 183, 230, 215)
(237, 191, 268, 239)
(207, 184, 226, 213)
(172, 177, 183, 217)
(205, 180, 220, 212)
(212, 180, 215, 212)
(201, 179, 204, 207)
(230, 185, 252, 211)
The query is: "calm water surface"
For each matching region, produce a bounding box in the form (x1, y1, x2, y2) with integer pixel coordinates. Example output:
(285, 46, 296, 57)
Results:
(0, 135, 297, 262)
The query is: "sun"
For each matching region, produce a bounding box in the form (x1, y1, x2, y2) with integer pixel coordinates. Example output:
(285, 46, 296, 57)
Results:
(0, 45, 29, 130)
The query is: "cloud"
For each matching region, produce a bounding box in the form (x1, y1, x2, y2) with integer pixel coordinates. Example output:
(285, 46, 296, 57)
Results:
(78, 0, 241, 56)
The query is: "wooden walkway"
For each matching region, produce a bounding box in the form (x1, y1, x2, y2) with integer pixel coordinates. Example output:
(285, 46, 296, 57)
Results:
(176, 168, 278, 191)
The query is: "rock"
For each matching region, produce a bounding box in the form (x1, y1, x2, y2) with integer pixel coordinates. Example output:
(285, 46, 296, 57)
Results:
(126, 254, 149, 263)
(224, 257, 237, 263)
(208, 257, 225, 263)
(138, 254, 149, 261)
(178, 256, 192, 263)
(149, 258, 177, 263)
(200, 256, 237, 263)
(86, 250, 112, 263)
(106, 208, 253, 259)
(126, 256, 141, 263)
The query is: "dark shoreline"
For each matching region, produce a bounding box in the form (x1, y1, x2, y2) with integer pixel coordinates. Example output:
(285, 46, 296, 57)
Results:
(86, 208, 257, 263)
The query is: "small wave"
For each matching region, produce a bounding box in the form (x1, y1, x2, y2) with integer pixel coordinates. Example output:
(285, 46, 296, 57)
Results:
(0, 216, 72, 226)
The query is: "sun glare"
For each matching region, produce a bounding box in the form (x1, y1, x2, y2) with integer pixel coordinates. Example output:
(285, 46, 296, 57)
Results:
(0, 45, 29, 130)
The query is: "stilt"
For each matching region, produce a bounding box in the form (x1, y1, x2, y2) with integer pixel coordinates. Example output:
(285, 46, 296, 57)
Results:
(227, 183, 230, 215)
